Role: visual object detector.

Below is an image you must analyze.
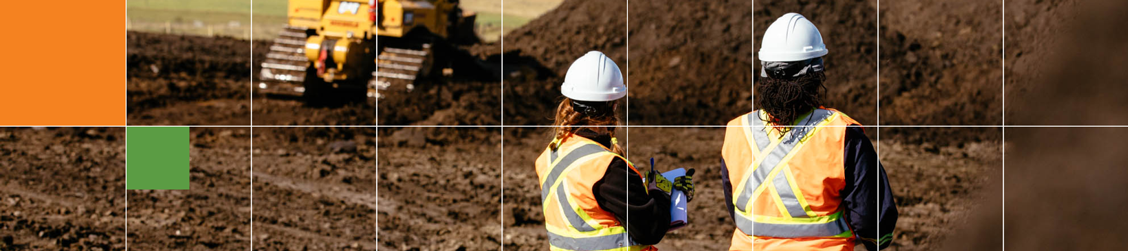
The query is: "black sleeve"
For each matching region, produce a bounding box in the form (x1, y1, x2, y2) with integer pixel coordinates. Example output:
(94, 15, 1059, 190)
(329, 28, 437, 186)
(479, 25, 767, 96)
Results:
(842, 126, 899, 250)
(721, 158, 736, 221)
(592, 157, 672, 245)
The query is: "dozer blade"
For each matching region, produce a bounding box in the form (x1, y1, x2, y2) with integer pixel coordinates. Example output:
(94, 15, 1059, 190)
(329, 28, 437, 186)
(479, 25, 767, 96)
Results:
(374, 45, 430, 99)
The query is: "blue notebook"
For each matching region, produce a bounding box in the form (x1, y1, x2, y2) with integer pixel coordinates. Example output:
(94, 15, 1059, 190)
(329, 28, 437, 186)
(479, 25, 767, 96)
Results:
(662, 168, 689, 230)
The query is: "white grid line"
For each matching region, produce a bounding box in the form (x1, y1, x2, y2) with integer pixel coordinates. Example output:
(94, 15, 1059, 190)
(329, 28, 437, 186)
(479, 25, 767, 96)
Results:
(1001, 0, 1007, 249)
(500, 0, 506, 248)
(625, 0, 631, 244)
(876, 0, 882, 248)
(123, 1, 129, 249)
(12, 125, 1128, 128)
(249, 1, 255, 249)
(249, 127, 254, 250)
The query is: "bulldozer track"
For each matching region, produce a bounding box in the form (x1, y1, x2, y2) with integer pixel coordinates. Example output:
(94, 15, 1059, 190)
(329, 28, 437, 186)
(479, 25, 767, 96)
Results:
(259, 25, 433, 100)
(374, 45, 430, 98)
(259, 26, 310, 96)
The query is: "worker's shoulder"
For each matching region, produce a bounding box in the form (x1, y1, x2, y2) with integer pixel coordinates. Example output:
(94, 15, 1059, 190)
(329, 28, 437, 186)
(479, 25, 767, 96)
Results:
(726, 111, 757, 126)
(822, 108, 862, 126)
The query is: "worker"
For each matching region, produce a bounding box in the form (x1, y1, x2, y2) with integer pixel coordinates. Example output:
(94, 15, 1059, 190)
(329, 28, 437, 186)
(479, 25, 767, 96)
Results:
(535, 51, 695, 251)
(721, 13, 898, 251)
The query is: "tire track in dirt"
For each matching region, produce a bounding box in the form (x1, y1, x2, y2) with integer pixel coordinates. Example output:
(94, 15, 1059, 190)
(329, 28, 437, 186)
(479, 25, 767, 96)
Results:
(254, 172, 376, 210)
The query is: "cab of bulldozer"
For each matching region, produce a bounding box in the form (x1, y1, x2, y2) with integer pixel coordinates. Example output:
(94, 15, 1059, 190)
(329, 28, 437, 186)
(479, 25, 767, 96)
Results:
(287, 0, 380, 40)
(374, 0, 453, 39)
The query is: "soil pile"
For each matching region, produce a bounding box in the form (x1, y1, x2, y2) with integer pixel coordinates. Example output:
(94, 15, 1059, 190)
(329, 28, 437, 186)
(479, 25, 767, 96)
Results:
(627, 0, 754, 125)
(1005, 0, 1128, 125)
(0, 128, 125, 250)
(501, 0, 754, 125)
(498, 0, 627, 125)
(948, 0, 1128, 250)
(880, 0, 1003, 146)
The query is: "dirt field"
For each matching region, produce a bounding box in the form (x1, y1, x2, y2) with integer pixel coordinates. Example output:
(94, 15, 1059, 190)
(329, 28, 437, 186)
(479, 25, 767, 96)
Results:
(127, 32, 251, 125)
(127, 32, 375, 125)
(378, 128, 502, 250)
(127, 128, 251, 250)
(0, 128, 125, 250)
(252, 128, 378, 250)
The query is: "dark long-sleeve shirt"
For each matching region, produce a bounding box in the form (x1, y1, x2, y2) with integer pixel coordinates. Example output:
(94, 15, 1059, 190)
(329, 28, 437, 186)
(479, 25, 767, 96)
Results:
(575, 130, 673, 245)
(721, 125, 898, 250)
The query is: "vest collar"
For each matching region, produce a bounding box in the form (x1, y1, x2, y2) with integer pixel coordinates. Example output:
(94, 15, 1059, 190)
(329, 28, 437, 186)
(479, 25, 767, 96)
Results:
(574, 129, 614, 149)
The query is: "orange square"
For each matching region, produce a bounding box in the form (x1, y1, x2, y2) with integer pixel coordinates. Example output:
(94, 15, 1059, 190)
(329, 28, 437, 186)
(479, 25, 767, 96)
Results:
(0, 1, 126, 126)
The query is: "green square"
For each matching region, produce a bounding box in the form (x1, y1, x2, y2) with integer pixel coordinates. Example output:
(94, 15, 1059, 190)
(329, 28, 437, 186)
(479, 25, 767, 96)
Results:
(127, 127, 189, 190)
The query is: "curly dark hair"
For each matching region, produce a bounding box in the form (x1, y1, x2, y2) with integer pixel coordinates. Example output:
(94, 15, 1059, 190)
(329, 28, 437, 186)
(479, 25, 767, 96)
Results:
(755, 71, 827, 135)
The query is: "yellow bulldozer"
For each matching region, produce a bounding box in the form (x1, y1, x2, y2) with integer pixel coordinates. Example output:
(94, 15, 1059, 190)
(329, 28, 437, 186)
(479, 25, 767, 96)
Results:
(259, 0, 478, 103)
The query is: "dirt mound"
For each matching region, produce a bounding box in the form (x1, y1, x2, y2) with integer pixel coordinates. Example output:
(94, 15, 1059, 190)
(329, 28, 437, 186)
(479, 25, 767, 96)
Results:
(1005, 0, 1128, 125)
(879, 0, 1003, 148)
(880, 0, 1002, 125)
(626, 0, 753, 125)
(947, 0, 1128, 250)
(501, 0, 753, 125)
(499, 0, 626, 125)
(252, 128, 377, 250)
(0, 128, 125, 250)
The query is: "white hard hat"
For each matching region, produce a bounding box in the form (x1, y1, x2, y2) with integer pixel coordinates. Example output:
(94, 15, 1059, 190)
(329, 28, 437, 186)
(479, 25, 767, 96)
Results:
(758, 13, 828, 62)
(561, 51, 626, 102)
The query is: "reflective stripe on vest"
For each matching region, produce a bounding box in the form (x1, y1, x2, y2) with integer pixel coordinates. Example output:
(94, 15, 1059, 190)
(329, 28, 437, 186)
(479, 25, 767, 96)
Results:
(732, 109, 853, 238)
(734, 211, 853, 238)
(542, 143, 641, 250)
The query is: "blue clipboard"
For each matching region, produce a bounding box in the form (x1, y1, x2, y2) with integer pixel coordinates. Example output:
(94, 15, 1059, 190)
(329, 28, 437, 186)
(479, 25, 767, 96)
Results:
(662, 168, 689, 230)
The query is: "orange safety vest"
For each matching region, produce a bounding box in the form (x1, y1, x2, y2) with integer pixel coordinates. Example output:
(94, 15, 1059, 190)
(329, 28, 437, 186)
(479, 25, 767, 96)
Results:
(722, 109, 860, 251)
(535, 135, 657, 251)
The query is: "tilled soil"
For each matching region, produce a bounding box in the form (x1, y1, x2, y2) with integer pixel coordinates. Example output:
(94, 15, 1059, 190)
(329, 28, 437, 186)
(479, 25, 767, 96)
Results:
(252, 128, 378, 250)
(127, 32, 375, 125)
(0, 128, 125, 250)
(880, 132, 1001, 251)
(377, 128, 502, 250)
(127, 32, 251, 125)
(127, 128, 251, 250)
